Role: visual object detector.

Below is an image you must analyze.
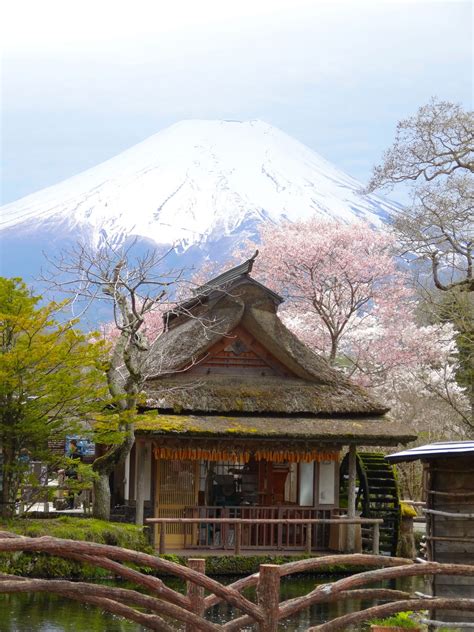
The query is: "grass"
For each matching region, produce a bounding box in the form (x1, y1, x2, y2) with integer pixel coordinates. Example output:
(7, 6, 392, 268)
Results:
(0, 516, 152, 579)
(1, 516, 387, 579)
(370, 611, 421, 628)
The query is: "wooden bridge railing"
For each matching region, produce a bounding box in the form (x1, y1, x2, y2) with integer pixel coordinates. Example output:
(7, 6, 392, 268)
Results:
(1, 531, 474, 631)
(146, 516, 383, 555)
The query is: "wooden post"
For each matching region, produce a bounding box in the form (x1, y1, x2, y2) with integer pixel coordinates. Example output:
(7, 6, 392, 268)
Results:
(124, 451, 130, 502)
(83, 490, 90, 515)
(159, 521, 166, 554)
(305, 522, 312, 554)
(234, 521, 241, 555)
(346, 444, 357, 553)
(372, 522, 380, 555)
(223, 507, 229, 550)
(135, 441, 145, 526)
(277, 507, 283, 550)
(43, 472, 49, 514)
(186, 558, 205, 632)
(257, 564, 280, 632)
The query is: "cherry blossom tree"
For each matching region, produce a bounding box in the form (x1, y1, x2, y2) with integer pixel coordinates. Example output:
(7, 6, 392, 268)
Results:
(252, 218, 470, 433)
(367, 99, 473, 424)
(254, 219, 408, 364)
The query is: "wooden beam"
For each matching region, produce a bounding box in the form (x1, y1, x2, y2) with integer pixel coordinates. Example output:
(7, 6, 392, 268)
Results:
(146, 517, 383, 525)
(234, 522, 242, 555)
(346, 445, 357, 553)
(305, 523, 312, 554)
(372, 523, 380, 555)
(424, 508, 474, 519)
(159, 522, 166, 554)
(135, 441, 146, 526)
(124, 452, 130, 502)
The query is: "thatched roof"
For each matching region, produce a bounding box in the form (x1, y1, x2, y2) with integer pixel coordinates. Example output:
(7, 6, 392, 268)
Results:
(135, 412, 416, 447)
(145, 296, 244, 378)
(144, 375, 388, 416)
(144, 276, 389, 417)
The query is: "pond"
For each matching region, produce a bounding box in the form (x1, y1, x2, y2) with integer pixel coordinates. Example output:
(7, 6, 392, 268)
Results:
(0, 575, 426, 631)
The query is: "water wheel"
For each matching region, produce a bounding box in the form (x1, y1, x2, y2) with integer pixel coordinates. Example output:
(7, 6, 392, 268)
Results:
(340, 451, 400, 556)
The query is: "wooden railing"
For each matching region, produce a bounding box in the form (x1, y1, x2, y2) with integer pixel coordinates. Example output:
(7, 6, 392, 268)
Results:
(147, 516, 383, 555)
(184, 506, 332, 550)
(1, 531, 474, 631)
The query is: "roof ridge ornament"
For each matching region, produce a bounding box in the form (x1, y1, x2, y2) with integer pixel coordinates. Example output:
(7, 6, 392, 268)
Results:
(163, 250, 283, 328)
(192, 250, 259, 296)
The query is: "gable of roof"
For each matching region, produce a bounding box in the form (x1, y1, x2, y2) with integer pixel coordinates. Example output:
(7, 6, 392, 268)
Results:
(184, 325, 295, 378)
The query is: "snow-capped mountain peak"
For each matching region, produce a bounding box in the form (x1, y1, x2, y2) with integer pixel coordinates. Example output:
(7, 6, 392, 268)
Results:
(1, 119, 398, 275)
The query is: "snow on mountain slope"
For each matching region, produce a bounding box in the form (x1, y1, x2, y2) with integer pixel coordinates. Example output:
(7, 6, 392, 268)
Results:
(0, 119, 397, 254)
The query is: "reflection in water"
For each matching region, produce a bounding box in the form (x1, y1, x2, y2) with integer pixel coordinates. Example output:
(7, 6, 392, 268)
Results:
(0, 592, 139, 631)
(0, 576, 426, 631)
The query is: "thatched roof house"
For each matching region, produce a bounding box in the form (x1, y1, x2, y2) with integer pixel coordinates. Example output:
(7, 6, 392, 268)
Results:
(138, 254, 412, 447)
(119, 256, 415, 551)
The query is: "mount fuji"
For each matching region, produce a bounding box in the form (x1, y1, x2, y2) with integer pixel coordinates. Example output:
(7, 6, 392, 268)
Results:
(0, 119, 399, 279)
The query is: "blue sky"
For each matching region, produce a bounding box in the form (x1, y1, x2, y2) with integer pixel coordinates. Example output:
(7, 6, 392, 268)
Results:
(1, 0, 472, 205)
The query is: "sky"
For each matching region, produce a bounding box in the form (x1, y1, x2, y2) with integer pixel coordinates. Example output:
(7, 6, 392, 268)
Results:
(1, 0, 472, 205)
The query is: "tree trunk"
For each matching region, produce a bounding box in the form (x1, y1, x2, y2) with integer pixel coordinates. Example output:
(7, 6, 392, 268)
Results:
(92, 423, 135, 521)
(346, 445, 357, 553)
(0, 447, 16, 519)
(1, 470, 13, 519)
(329, 336, 338, 365)
(93, 473, 112, 521)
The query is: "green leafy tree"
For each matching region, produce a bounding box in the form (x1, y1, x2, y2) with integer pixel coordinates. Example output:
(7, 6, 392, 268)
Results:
(0, 278, 107, 518)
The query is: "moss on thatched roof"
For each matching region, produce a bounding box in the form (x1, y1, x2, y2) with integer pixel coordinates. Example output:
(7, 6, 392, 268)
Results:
(144, 375, 388, 416)
(135, 412, 416, 446)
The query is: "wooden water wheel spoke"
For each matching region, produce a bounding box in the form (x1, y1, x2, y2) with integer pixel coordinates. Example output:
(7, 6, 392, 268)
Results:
(340, 451, 400, 556)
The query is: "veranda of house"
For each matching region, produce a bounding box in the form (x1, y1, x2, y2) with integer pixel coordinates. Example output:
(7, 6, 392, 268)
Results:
(111, 257, 416, 554)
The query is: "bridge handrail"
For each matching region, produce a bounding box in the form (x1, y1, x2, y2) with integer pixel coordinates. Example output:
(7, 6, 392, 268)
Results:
(2, 531, 474, 631)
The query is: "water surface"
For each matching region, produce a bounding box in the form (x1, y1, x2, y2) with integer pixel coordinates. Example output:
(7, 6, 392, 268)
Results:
(0, 575, 425, 631)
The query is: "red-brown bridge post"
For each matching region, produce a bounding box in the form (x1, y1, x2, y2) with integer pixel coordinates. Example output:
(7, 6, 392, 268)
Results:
(257, 564, 280, 632)
(186, 558, 206, 632)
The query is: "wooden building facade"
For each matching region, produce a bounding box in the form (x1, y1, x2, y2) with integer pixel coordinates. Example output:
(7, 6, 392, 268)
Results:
(115, 257, 415, 552)
(387, 441, 474, 625)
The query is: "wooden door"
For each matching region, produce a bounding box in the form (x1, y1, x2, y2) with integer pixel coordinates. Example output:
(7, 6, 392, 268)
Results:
(154, 459, 199, 548)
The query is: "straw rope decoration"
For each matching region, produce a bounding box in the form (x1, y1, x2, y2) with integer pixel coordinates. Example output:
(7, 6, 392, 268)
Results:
(152, 446, 339, 463)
